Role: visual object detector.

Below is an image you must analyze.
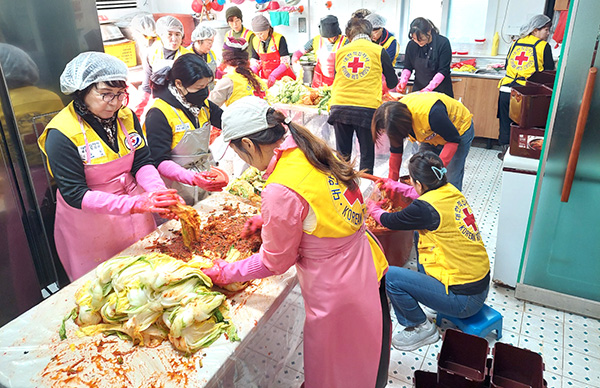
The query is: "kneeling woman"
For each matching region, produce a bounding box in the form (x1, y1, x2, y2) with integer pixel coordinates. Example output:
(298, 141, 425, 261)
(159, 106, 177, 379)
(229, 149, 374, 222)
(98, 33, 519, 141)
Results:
(144, 54, 227, 205)
(367, 151, 490, 351)
(204, 96, 390, 388)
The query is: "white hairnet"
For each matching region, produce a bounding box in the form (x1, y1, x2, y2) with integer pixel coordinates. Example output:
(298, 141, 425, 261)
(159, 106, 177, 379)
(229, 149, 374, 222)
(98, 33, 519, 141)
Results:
(60, 51, 127, 95)
(0, 43, 39, 87)
(130, 13, 156, 37)
(155, 15, 184, 38)
(191, 25, 216, 42)
(365, 13, 386, 29)
(519, 14, 551, 38)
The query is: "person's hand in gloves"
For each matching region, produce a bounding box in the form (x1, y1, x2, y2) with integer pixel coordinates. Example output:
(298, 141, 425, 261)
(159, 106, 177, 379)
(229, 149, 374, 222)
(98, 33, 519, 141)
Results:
(131, 189, 180, 216)
(202, 255, 273, 285)
(377, 178, 420, 200)
(241, 215, 263, 239)
(192, 171, 227, 192)
(366, 199, 387, 226)
(202, 259, 228, 285)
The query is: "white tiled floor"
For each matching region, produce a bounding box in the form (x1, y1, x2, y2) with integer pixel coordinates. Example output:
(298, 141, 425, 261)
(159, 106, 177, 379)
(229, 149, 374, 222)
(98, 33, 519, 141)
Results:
(235, 142, 600, 388)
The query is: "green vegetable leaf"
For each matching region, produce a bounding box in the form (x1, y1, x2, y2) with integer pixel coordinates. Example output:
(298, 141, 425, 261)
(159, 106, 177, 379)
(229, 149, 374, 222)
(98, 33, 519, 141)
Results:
(59, 307, 78, 340)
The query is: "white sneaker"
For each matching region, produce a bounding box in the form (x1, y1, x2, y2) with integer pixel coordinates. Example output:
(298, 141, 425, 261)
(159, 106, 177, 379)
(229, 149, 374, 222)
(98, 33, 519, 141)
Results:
(419, 304, 437, 318)
(392, 319, 440, 351)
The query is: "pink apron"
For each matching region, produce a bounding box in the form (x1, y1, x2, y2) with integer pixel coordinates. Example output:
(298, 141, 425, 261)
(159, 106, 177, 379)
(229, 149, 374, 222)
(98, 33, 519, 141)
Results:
(54, 117, 156, 281)
(297, 225, 384, 388)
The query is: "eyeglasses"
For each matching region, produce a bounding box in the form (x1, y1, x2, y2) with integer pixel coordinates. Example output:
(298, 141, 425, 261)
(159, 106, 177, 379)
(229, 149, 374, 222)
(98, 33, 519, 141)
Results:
(95, 89, 129, 103)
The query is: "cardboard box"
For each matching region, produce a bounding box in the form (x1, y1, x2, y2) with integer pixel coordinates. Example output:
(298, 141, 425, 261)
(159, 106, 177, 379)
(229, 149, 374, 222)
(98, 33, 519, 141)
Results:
(104, 40, 137, 67)
(555, 0, 569, 11)
(509, 124, 545, 159)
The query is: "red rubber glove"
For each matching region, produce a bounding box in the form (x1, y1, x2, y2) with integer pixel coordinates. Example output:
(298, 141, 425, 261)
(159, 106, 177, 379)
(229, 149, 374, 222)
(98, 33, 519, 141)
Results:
(131, 189, 179, 215)
(388, 152, 403, 181)
(192, 171, 228, 192)
(241, 215, 263, 239)
(439, 142, 459, 167)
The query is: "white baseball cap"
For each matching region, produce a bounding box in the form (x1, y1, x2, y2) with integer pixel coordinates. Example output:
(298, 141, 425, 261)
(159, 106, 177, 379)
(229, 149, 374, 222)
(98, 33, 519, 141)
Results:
(210, 96, 271, 160)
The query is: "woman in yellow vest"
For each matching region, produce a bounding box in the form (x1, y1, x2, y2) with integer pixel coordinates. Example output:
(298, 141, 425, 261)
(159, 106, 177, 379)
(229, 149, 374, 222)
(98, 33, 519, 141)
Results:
(189, 25, 219, 77)
(37, 52, 181, 281)
(291, 15, 348, 88)
(328, 17, 398, 174)
(250, 15, 296, 88)
(372, 92, 474, 190)
(205, 96, 390, 388)
(497, 14, 554, 160)
(398, 18, 453, 97)
(144, 54, 227, 205)
(225, 6, 256, 58)
(210, 37, 267, 107)
(367, 151, 489, 351)
(365, 13, 400, 65)
(137, 16, 192, 115)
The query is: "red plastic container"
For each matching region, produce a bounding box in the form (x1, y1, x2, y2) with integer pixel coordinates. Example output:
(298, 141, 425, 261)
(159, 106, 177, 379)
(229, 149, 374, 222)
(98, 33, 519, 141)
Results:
(509, 84, 553, 128)
(509, 124, 545, 159)
(490, 342, 545, 388)
(414, 370, 439, 388)
(437, 329, 489, 388)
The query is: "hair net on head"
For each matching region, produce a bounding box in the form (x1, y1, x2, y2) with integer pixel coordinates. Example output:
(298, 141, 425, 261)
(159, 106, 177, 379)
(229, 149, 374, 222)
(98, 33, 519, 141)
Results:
(519, 14, 551, 38)
(192, 25, 217, 42)
(130, 13, 156, 37)
(155, 15, 184, 38)
(0, 43, 39, 87)
(60, 51, 128, 95)
(365, 13, 386, 29)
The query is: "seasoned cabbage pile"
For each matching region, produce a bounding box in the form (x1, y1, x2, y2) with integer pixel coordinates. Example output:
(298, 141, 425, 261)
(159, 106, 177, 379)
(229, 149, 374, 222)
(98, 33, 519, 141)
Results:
(68, 253, 239, 354)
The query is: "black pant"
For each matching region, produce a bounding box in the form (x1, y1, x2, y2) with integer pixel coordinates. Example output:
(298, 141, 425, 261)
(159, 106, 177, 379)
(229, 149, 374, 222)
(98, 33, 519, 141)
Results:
(497, 90, 513, 145)
(332, 121, 375, 174)
(376, 274, 392, 388)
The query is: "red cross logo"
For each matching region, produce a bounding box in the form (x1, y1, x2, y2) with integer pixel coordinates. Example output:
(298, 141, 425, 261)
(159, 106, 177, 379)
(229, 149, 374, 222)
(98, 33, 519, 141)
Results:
(462, 208, 478, 231)
(347, 56, 365, 73)
(514, 51, 529, 66)
(343, 188, 363, 205)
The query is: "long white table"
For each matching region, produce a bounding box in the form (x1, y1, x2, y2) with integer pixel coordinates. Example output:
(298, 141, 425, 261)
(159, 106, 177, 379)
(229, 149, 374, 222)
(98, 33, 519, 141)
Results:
(0, 192, 298, 388)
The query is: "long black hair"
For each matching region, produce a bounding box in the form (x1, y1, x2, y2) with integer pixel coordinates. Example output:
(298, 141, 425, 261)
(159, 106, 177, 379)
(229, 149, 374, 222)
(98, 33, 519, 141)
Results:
(408, 151, 447, 193)
(150, 53, 214, 90)
(408, 17, 439, 41)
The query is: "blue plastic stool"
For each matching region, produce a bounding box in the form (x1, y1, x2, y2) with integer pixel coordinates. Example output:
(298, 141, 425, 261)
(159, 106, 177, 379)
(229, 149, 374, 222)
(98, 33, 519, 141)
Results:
(436, 304, 503, 340)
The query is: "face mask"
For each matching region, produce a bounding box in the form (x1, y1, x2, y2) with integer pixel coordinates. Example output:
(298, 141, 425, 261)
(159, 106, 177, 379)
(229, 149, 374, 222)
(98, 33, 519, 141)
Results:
(185, 87, 209, 106)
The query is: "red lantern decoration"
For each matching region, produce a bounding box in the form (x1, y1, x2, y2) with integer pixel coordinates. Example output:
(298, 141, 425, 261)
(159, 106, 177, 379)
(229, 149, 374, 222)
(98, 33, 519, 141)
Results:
(191, 0, 203, 13)
(325, 1, 332, 9)
(211, 0, 224, 11)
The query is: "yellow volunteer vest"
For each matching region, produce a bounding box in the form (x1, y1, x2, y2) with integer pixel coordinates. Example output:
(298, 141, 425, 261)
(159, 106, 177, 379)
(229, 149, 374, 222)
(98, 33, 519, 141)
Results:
(311, 35, 348, 53)
(39, 103, 145, 176)
(381, 34, 400, 64)
(401, 92, 473, 146)
(500, 35, 548, 87)
(266, 147, 388, 280)
(417, 184, 489, 293)
(330, 38, 383, 109)
(224, 71, 266, 106)
(252, 31, 285, 55)
(145, 98, 210, 149)
(147, 43, 191, 70)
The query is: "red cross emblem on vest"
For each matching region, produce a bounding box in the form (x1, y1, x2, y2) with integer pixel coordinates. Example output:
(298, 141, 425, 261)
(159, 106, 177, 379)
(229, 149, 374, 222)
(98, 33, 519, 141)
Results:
(514, 51, 529, 66)
(347, 56, 365, 73)
(343, 188, 363, 205)
(462, 208, 478, 231)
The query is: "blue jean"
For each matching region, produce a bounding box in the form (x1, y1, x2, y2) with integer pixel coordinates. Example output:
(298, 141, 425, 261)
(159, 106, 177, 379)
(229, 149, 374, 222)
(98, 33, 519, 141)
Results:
(418, 122, 475, 191)
(385, 263, 489, 328)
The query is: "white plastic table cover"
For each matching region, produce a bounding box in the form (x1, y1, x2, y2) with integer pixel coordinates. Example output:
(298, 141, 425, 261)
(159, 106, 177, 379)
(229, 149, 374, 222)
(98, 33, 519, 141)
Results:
(0, 192, 300, 388)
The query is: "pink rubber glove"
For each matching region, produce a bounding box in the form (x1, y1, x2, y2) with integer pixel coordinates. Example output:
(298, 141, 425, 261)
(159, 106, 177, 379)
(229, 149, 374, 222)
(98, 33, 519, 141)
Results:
(158, 160, 196, 185)
(397, 69, 411, 93)
(250, 63, 260, 74)
(136, 164, 169, 192)
(366, 200, 386, 225)
(131, 189, 180, 215)
(422, 72, 445, 92)
(192, 171, 228, 192)
(267, 75, 277, 88)
(268, 63, 288, 84)
(378, 178, 419, 200)
(81, 189, 179, 216)
(439, 142, 459, 167)
(388, 152, 403, 181)
(292, 49, 305, 63)
(202, 254, 273, 286)
(240, 215, 263, 239)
